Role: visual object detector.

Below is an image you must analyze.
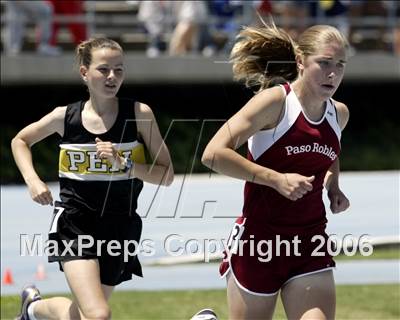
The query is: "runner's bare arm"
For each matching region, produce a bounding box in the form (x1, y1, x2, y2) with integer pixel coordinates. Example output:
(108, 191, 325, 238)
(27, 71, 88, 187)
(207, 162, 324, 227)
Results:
(11, 107, 66, 204)
(133, 102, 174, 186)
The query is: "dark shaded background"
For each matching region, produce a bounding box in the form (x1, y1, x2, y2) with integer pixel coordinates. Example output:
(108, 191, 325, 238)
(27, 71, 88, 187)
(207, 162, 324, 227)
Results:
(2, 81, 399, 183)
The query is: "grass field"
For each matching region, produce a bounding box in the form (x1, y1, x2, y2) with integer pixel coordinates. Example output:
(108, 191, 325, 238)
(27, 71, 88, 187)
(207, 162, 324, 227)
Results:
(334, 246, 399, 261)
(180, 246, 400, 266)
(2, 248, 399, 319)
(1, 284, 399, 320)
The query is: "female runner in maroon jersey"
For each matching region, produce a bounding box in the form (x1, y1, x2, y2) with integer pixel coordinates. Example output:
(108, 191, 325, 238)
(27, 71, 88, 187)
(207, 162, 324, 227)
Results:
(202, 22, 350, 320)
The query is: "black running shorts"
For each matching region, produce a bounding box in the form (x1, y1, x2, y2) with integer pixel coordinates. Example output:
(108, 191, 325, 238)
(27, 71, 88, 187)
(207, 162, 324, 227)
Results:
(48, 201, 143, 286)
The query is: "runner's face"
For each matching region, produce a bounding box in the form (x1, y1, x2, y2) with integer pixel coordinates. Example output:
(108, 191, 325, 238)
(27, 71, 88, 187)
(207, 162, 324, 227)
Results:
(300, 42, 347, 100)
(82, 48, 124, 98)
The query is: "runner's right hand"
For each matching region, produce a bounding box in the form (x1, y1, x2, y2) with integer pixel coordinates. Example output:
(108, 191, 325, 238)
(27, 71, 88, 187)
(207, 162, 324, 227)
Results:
(26, 177, 54, 206)
(273, 173, 314, 201)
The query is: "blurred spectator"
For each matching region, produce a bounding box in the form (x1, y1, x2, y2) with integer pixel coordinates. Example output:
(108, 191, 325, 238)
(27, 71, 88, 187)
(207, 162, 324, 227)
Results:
(270, 1, 308, 41)
(168, 1, 208, 56)
(348, 0, 390, 51)
(382, 0, 400, 55)
(395, 3, 400, 55)
(3, 0, 61, 56)
(254, 0, 273, 22)
(138, 1, 208, 57)
(201, 0, 243, 56)
(47, 0, 87, 46)
(268, 1, 348, 42)
(307, 0, 349, 38)
(138, 1, 167, 57)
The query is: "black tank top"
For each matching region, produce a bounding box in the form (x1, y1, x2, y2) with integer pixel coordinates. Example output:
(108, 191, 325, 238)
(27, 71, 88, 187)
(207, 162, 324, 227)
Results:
(58, 98, 144, 217)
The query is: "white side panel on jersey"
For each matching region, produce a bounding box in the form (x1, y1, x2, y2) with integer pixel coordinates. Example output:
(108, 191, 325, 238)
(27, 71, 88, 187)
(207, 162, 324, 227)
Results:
(58, 171, 132, 181)
(325, 99, 342, 141)
(248, 89, 301, 161)
(59, 141, 141, 151)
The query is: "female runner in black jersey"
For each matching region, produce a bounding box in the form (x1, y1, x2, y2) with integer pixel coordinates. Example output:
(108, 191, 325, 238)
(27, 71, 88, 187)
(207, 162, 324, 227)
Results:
(12, 37, 174, 320)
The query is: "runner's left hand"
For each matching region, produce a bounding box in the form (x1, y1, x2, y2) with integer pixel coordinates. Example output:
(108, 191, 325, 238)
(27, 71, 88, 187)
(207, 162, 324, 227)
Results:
(328, 188, 350, 213)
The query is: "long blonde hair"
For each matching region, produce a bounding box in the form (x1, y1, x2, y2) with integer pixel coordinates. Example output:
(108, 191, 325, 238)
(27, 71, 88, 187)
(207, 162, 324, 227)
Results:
(231, 22, 349, 92)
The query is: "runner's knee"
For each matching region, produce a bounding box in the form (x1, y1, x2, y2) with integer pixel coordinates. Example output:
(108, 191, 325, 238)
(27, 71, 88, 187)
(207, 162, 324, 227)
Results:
(81, 305, 111, 320)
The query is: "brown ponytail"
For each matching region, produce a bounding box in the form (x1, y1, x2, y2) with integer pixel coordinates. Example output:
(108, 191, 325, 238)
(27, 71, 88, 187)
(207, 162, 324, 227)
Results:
(231, 23, 298, 92)
(76, 37, 123, 68)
